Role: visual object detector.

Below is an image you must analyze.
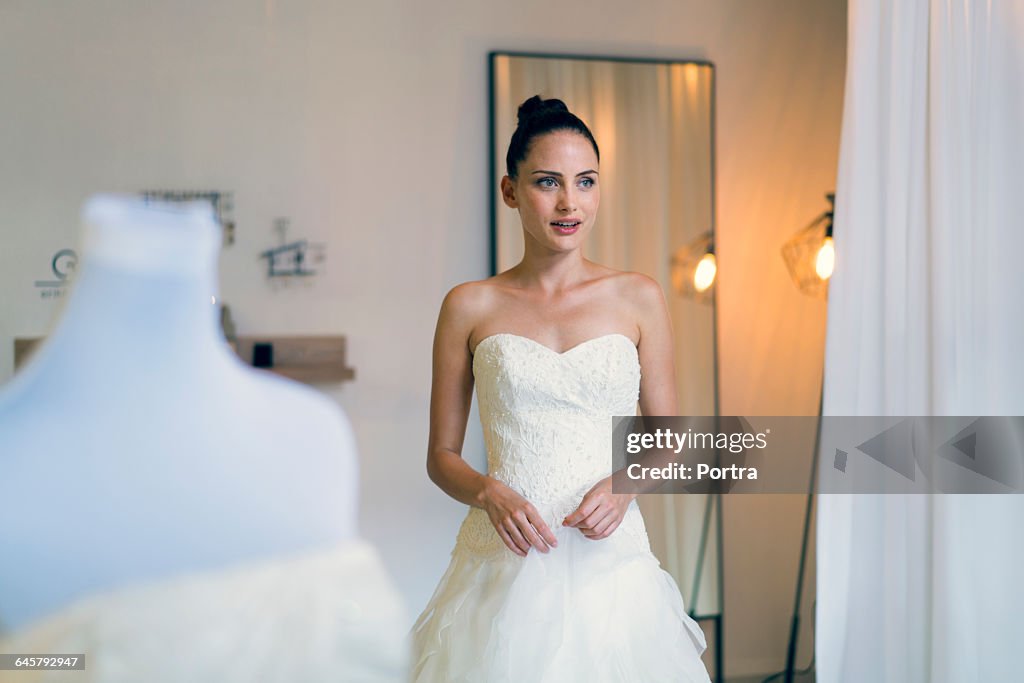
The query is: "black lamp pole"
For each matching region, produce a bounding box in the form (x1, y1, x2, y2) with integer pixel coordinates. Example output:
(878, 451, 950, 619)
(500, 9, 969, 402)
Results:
(776, 191, 833, 683)
(783, 386, 823, 683)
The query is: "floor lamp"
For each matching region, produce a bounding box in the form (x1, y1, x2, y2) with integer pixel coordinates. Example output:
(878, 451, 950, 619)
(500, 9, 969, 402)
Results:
(671, 231, 723, 683)
(775, 193, 835, 683)
(781, 388, 823, 683)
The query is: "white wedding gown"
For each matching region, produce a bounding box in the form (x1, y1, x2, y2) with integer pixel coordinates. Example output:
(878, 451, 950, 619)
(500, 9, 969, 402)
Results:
(0, 540, 409, 683)
(411, 333, 711, 682)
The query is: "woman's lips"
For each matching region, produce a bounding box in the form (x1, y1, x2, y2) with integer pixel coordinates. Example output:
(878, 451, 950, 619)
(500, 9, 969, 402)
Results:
(551, 220, 581, 235)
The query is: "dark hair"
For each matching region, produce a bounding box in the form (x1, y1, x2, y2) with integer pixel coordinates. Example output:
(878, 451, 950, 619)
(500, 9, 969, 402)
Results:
(505, 96, 600, 179)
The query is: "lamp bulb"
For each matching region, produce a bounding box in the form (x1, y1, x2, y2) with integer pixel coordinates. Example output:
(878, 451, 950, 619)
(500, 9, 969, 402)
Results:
(815, 237, 835, 280)
(693, 253, 717, 293)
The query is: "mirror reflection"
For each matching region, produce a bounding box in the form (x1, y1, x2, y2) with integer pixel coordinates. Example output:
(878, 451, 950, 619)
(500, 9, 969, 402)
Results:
(491, 51, 722, 646)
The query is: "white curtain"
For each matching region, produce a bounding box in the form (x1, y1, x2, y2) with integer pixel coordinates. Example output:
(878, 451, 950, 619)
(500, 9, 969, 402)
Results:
(818, 1, 1024, 682)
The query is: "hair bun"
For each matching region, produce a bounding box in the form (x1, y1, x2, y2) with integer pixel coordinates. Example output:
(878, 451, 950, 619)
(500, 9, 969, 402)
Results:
(516, 95, 569, 126)
(505, 94, 599, 178)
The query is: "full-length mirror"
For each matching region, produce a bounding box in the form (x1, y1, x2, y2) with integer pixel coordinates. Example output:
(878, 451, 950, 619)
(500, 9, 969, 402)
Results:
(490, 51, 722, 669)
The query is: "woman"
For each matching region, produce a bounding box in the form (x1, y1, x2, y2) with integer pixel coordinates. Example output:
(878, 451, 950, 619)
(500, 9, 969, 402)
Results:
(411, 96, 711, 682)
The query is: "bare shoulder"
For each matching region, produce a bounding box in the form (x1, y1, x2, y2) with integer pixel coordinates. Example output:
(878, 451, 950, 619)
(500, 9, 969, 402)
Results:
(436, 277, 507, 346)
(440, 279, 496, 318)
(598, 269, 666, 311)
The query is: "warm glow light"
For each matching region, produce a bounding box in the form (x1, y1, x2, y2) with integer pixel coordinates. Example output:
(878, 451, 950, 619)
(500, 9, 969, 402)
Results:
(815, 237, 835, 280)
(683, 63, 700, 95)
(693, 253, 717, 292)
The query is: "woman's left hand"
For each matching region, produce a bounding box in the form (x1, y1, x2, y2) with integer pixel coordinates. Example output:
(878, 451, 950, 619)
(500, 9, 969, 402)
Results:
(562, 476, 635, 540)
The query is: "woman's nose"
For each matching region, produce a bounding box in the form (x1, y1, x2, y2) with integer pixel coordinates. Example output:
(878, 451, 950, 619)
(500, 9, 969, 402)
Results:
(557, 188, 577, 212)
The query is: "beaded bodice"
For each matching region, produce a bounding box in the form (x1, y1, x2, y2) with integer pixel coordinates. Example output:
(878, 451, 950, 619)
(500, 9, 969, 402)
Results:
(454, 333, 650, 559)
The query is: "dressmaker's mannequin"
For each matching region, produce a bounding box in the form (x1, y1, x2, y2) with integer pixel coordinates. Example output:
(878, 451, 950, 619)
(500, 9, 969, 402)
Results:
(0, 196, 360, 632)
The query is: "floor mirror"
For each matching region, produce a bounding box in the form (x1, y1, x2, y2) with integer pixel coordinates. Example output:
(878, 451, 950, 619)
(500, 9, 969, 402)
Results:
(489, 51, 723, 681)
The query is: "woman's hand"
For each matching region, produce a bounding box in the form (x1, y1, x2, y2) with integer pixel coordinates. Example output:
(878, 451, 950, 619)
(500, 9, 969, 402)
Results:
(479, 477, 558, 557)
(562, 476, 635, 540)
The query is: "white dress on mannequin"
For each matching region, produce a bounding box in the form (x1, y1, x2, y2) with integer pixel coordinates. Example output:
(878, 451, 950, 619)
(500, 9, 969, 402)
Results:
(411, 333, 710, 682)
(0, 196, 408, 681)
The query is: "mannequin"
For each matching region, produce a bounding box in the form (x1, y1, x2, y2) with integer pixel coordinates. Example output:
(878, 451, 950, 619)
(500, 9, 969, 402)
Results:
(0, 197, 372, 636)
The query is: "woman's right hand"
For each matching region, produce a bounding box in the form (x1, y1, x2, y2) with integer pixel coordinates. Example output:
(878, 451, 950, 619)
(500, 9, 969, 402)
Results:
(479, 477, 558, 557)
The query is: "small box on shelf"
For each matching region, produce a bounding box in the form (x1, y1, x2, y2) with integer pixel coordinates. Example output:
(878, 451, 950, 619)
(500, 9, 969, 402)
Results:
(233, 336, 356, 384)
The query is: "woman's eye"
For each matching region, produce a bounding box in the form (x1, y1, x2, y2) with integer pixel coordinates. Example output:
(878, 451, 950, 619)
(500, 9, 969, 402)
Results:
(579, 177, 595, 188)
(537, 177, 557, 188)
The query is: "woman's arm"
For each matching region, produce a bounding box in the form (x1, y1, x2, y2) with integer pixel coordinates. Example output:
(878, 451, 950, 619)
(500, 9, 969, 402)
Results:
(634, 273, 678, 418)
(425, 283, 484, 505)
(425, 283, 557, 556)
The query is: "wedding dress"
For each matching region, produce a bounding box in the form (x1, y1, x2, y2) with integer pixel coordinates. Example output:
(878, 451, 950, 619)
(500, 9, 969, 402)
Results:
(0, 540, 409, 683)
(411, 333, 711, 682)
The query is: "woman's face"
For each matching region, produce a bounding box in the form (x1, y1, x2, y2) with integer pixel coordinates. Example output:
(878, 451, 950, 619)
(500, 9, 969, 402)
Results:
(501, 130, 600, 254)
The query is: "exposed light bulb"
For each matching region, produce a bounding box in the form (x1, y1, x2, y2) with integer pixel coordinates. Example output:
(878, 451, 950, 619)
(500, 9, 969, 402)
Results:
(815, 237, 835, 280)
(211, 295, 217, 305)
(693, 253, 717, 292)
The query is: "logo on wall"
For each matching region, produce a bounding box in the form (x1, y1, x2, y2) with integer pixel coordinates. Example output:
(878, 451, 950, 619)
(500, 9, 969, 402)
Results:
(34, 248, 78, 299)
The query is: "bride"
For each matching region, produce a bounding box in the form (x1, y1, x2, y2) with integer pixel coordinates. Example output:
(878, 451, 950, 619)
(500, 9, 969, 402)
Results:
(411, 96, 711, 682)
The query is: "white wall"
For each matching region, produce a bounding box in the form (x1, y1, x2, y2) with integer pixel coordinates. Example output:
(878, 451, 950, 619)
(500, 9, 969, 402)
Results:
(0, 0, 845, 677)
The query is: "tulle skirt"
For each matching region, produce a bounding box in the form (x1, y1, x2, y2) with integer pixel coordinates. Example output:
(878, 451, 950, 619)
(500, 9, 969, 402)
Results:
(411, 513, 711, 682)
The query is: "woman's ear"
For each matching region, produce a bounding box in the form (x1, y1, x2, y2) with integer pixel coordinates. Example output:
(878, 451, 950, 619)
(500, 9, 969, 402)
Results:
(500, 176, 518, 208)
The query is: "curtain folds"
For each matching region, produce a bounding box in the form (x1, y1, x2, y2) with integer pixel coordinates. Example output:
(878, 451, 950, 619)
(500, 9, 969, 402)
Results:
(818, 1, 1024, 681)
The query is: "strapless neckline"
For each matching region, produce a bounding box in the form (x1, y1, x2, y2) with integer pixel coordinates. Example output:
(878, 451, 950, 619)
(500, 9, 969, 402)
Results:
(465, 326, 643, 534)
(472, 332, 638, 358)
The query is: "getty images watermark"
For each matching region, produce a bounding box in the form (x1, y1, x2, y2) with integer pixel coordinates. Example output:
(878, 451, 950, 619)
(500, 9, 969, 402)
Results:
(609, 416, 1024, 494)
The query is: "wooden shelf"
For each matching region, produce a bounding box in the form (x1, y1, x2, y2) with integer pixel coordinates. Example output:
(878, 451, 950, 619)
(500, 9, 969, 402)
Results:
(233, 335, 356, 384)
(13, 335, 356, 385)
(13, 338, 40, 370)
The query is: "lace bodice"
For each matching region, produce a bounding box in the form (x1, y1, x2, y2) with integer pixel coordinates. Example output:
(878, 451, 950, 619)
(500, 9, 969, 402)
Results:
(454, 333, 649, 559)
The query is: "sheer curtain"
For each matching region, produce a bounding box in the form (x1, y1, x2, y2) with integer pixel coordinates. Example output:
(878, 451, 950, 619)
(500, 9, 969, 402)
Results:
(818, 1, 1024, 682)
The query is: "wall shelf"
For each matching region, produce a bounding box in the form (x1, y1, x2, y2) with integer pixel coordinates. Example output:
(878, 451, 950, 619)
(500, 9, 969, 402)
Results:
(232, 335, 356, 384)
(13, 335, 356, 385)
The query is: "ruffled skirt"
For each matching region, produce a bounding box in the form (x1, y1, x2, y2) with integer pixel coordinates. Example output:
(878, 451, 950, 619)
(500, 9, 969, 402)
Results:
(411, 507, 711, 682)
